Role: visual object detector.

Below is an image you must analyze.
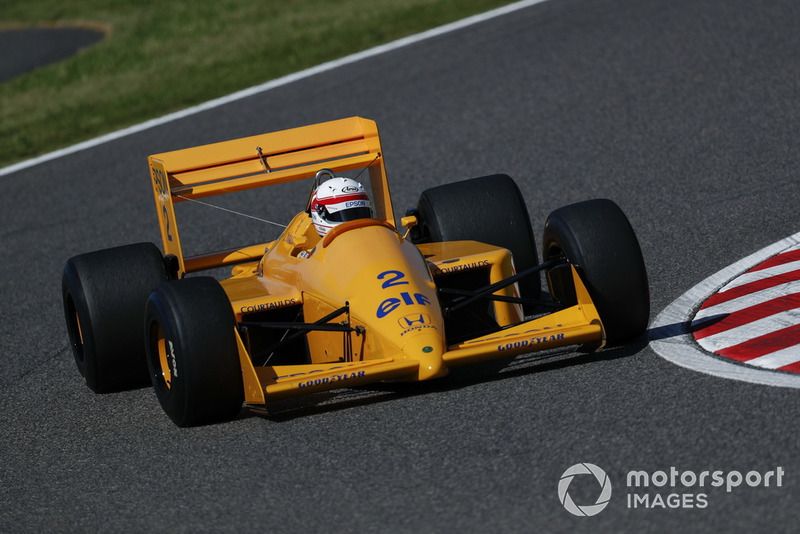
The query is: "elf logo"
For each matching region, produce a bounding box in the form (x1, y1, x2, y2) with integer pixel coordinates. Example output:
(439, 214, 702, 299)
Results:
(376, 291, 431, 318)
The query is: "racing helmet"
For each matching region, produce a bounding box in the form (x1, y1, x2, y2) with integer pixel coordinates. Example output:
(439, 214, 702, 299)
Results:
(309, 172, 372, 236)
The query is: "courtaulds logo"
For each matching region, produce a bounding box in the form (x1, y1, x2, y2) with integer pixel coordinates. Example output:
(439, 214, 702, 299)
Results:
(558, 463, 612, 516)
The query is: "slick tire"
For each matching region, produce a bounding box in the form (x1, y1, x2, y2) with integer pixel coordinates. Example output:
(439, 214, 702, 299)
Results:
(62, 243, 169, 393)
(542, 199, 650, 343)
(145, 277, 244, 427)
(413, 174, 541, 307)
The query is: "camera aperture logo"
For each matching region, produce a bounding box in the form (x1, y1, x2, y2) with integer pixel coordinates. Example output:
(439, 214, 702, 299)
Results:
(558, 463, 612, 516)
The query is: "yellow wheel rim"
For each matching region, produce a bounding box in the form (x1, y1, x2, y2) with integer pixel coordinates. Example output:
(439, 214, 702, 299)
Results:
(155, 324, 173, 390)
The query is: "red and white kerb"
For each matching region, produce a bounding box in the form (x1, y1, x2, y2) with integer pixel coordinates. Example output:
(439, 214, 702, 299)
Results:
(693, 244, 800, 373)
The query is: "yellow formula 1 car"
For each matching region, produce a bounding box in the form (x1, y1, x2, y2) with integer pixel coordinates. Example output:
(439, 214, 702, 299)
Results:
(62, 117, 649, 426)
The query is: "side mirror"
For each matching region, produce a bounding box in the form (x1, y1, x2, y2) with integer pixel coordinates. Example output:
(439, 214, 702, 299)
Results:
(400, 215, 418, 229)
(400, 215, 418, 240)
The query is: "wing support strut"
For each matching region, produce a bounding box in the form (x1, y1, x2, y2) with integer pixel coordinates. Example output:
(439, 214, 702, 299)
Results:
(240, 304, 364, 365)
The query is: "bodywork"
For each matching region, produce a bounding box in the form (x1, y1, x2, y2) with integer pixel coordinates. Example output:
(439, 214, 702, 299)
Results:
(148, 117, 605, 407)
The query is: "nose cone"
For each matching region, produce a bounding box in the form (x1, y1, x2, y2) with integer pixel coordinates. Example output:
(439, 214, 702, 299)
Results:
(401, 330, 448, 381)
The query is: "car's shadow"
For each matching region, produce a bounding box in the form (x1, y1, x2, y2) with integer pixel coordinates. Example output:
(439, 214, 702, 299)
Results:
(238, 335, 648, 423)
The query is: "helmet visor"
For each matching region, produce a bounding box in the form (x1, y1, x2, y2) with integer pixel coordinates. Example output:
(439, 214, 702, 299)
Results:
(325, 205, 373, 222)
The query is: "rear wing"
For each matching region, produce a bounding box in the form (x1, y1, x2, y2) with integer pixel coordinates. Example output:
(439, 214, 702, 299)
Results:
(148, 116, 393, 276)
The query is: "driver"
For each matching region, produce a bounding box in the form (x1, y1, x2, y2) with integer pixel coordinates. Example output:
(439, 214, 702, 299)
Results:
(309, 171, 373, 237)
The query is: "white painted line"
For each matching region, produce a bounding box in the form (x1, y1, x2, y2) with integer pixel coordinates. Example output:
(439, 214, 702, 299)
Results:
(721, 258, 800, 291)
(0, 0, 550, 178)
(747, 346, 800, 369)
(649, 231, 800, 388)
(694, 283, 800, 320)
(695, 308, 800, 352)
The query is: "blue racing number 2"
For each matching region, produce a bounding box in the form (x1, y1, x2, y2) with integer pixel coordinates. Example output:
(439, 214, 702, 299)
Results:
(377, 270, 408, 288)
(376, 270, 430, 318)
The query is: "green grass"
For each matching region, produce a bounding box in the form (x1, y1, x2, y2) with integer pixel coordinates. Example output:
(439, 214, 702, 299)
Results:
(0, 0, 517, 168)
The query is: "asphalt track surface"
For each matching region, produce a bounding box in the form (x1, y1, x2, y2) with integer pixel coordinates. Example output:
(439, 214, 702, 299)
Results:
(2, 0, 799, 531)
(0, 26, 105, 84)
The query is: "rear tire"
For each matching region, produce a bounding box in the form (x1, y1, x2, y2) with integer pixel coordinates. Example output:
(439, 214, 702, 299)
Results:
(145, 277, 244, 427)
(542, 199, 649, 343)
(62, 243, 169, 393)
(412, 174, 540, 308)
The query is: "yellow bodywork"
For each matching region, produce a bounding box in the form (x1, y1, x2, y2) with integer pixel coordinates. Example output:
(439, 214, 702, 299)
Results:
(147, 117, 606, 407)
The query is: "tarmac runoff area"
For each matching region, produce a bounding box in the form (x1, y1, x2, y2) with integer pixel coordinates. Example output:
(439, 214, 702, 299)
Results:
(0, 25, 106, 83)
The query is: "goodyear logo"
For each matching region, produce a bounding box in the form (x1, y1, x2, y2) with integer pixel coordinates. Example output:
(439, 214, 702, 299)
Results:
(497, 333, 565, 351)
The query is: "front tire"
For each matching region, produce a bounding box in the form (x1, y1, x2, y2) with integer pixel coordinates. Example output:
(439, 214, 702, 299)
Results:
(542, 199, 649, 343)
(145, 277, 244, 427)
(62, 243, 169, 393)
(412, 174, 541, 307)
